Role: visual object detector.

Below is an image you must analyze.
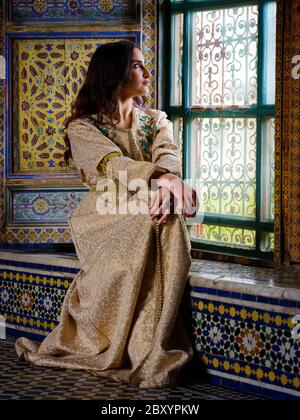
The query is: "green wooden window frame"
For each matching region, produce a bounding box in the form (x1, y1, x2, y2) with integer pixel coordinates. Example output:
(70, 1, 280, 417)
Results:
(164, 0, 276, 261)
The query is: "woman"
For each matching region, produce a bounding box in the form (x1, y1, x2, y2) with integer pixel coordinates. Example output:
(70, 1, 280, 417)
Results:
(15, 41, 199, 389)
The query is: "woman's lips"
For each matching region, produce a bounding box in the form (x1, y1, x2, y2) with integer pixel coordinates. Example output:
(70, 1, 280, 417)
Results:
(143, 81, 150, 86)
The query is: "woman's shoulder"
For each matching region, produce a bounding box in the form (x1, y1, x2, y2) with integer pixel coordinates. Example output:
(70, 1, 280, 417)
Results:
(135, 106, 169, 124)
(137, 107, 167, 118)
(67, 116, 100, 133)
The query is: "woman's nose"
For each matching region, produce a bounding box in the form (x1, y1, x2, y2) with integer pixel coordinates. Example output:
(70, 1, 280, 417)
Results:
(143, 67, 150, 78)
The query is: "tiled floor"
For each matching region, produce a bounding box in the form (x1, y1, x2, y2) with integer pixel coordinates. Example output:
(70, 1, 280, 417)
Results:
(0, 336, 262, 400)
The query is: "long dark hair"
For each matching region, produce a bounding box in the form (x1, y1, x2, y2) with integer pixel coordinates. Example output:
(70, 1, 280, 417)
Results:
(63, 40, 147, 167)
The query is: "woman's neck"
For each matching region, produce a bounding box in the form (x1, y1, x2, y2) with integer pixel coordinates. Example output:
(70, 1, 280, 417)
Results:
(117, 98, 132, 119)
(111, 97, 133, 129)
(91, 98, 134, 129)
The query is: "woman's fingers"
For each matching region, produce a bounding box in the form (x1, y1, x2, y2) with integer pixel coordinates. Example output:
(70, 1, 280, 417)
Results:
(151, 201, 170, 220)
(148, 187, 175, 224)
(157, 213, 171, 225)
(169, 178, 199, 217)
(152, 201, 170, 224)
(182, 188, 197, 218)
(149, 179, 199, 221)
(150, 187, 171, 217)
(149, 189, 161, 217)
(149, 188, 158, 209)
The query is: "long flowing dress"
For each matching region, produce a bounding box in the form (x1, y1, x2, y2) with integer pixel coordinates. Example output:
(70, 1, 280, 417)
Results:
(15, 105, 194, 389)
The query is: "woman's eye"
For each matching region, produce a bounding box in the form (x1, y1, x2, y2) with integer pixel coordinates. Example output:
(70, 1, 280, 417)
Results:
(133, 63, 145, 69)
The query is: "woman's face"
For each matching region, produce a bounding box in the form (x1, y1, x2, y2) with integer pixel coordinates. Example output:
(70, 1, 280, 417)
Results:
(120, 48, 151, 98)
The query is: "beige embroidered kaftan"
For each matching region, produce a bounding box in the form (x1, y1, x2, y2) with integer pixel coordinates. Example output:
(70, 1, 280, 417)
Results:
(15, 106, 194, 389)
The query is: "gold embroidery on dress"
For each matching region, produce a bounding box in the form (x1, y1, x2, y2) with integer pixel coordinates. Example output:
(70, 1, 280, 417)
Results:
(99, 151, 123, 176)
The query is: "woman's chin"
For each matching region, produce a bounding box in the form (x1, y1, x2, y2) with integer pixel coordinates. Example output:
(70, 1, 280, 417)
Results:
(141, 85, 150, 93)
(131, 87, 149, 98)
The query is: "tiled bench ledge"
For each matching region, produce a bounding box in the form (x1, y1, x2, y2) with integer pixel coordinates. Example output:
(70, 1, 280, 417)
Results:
(0, 251, 299, 400)
(0, 250, 81, 270)
(189, 259, 300, 301)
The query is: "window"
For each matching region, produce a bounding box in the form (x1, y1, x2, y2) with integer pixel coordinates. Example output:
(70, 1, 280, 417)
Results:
(165, 0, 276, 260)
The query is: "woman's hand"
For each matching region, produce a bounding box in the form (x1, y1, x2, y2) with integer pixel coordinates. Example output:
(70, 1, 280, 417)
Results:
(149, 173, 198, 224)
(149, 185, 175, 225)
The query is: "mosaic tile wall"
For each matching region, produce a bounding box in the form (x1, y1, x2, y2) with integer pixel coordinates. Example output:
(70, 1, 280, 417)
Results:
(185, 260, 300, 400)
(8, 188, 87, 223)
(275, 0, 300, 266)
(186, 286, 300, 400)
(13, 38, 129, 173)
(284, 0, 300, 263)
(2, 0, 158, 244)
(0, 1, 5, 242)
(0, 257, 76, 337)
(1, 255, 299, 400)
(10, 0, 139, 23)
(274, 0, 283, 267)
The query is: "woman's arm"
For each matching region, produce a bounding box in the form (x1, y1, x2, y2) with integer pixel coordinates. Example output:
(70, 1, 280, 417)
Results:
(150, 111, 182, 178)
(68, 119, 168, 190)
